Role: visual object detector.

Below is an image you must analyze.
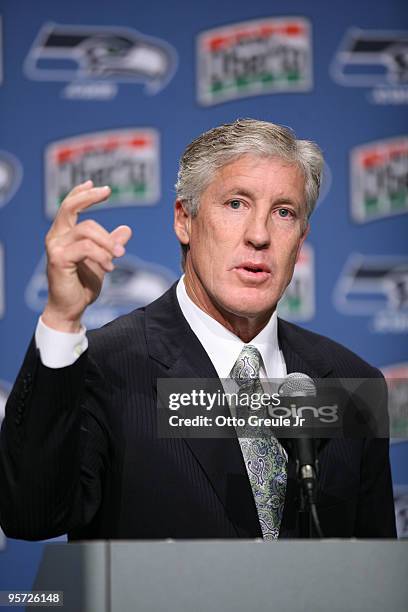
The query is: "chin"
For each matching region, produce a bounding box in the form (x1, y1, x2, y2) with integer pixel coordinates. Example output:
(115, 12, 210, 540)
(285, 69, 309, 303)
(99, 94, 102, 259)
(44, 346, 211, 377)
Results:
(221, 293, 277, 320)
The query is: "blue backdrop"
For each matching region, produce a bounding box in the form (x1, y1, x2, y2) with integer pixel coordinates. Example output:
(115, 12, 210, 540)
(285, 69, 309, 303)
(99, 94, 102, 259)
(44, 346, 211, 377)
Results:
(1, 0, 407, 595)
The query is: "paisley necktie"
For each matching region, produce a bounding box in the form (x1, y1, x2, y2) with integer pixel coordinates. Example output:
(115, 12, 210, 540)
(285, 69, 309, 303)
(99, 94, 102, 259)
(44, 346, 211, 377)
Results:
(230, 345, 287, 540)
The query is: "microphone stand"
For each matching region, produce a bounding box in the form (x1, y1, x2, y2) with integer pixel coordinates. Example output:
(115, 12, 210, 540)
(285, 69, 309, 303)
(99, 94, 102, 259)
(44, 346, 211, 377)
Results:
(298, 465, 318, 538)
(277, 375, 326, 538)
(294, 439, 324, 538)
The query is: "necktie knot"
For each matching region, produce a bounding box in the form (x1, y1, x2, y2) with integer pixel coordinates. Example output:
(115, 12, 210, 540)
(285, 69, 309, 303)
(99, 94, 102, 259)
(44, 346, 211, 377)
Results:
(230, 345, 262, 385)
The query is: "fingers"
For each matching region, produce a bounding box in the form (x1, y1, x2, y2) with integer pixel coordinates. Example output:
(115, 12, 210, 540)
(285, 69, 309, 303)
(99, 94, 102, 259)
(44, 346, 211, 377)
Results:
(57, 219, 117, 254)
(46, 181, 133, 279)
(68, 179, 94, 197)
(48, 238, 115, 273)
(110, 225, 133, 253)
(46, 219, 132, 276)
(51, 182, 111, 234)
(52, 220, 132, 258)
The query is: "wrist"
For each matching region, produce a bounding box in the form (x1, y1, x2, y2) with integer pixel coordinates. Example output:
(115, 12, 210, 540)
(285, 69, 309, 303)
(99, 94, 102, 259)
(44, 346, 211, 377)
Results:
(42, 305, 83, 333)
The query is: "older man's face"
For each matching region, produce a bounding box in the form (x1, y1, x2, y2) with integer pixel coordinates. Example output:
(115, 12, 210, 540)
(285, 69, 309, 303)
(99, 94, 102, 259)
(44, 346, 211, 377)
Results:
(175, 154, 308, 333)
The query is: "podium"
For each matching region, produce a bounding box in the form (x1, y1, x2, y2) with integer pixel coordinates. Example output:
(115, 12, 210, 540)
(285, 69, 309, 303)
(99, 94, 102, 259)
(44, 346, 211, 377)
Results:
(33, 541, 408, 611)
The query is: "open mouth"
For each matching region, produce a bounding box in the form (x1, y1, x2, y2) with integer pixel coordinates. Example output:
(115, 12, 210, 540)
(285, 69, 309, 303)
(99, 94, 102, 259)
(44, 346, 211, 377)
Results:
(241, 265, 267, 273)
(234, 263, 271, 280)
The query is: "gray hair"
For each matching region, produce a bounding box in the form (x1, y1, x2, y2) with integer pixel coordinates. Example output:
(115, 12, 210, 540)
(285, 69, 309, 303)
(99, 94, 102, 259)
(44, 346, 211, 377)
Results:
(175, 118, 324, 266)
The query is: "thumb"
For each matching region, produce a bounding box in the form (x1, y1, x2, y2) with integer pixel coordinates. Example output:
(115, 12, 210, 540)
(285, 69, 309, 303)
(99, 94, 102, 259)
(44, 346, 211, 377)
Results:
(111, 225, 132, 248)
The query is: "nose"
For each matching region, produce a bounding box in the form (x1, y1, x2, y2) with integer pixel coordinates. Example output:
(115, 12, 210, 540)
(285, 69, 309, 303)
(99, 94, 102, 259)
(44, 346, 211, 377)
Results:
(243, 210, 270, 250)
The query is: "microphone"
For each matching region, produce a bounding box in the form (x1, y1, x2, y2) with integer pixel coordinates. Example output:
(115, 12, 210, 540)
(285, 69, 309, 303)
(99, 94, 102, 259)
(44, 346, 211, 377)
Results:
(278, 373, 324, 537)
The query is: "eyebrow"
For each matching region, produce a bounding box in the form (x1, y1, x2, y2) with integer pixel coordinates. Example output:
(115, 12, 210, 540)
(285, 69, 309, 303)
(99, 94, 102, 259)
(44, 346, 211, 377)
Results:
(221, 188, 254, 200)
(219, 188, 302, 207)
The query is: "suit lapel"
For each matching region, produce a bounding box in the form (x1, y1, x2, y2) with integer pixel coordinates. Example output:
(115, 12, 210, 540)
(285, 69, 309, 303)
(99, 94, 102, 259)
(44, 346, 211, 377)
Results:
(145, 287, 335, 539)
(145, 284, 262, 538)
(278, 319, 333, 378)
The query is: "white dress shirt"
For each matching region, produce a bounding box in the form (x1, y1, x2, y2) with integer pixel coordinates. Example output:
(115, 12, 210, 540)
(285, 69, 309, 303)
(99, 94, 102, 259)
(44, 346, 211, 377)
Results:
(35, 317, 88, 368)
(35, 277, 287, 380)
(35, 277, 289, 535)
(176, 277, 287, 380)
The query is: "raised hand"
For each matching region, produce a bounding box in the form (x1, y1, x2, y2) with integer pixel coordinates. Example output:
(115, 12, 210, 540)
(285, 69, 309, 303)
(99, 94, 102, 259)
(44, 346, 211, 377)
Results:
(42, 180, 132, 332)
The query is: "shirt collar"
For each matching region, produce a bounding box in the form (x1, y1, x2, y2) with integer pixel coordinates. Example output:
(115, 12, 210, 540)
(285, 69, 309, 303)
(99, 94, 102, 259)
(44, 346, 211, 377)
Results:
(176, 276, 284, 379)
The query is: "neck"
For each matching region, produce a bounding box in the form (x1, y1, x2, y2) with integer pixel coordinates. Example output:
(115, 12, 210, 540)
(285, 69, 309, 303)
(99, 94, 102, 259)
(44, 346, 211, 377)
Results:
(183, 272, 273, 343)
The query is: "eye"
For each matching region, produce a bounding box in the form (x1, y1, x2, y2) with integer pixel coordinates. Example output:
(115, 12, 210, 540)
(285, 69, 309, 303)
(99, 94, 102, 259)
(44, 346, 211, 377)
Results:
(277, 208, 292, 218)
(228, 200, 242, 210)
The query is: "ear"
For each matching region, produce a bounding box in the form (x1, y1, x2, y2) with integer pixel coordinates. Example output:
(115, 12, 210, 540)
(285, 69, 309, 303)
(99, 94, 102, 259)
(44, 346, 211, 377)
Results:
(295, 223, 310, 263)
(174, 199, 191, 246)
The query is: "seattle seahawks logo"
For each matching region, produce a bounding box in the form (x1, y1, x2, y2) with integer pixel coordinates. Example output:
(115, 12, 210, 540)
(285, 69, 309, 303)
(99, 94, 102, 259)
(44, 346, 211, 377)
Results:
(24, 23, 178, 94)
(25, 253, 176, 328)
(331, 28, 408, 87)
(333, 254, 408, 315)
(0, 151, 23, 208)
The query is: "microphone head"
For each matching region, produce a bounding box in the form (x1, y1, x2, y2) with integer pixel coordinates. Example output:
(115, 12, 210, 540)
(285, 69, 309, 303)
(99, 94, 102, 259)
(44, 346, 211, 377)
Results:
(278, 372, 317, 397)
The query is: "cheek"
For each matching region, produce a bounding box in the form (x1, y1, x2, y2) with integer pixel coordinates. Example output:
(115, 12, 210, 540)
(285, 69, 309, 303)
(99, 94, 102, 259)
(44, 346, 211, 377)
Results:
(189, 221, 219, 270)
(278, 244, 302, 278)
(192, 217, 232, 253)
(190, 219, 210, 248)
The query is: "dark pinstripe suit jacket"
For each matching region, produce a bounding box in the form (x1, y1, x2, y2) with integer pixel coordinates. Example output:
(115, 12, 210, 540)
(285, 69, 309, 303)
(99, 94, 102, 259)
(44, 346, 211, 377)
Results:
(0, 285, 396, 540)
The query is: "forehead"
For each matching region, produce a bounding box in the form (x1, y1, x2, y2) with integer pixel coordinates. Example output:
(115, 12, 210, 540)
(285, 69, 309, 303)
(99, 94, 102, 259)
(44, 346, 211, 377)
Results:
(206, 154, 305, 198)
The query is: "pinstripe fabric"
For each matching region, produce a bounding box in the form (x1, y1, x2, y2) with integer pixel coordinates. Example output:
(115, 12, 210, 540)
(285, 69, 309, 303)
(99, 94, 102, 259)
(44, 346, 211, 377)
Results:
(0, 284, 396, 540)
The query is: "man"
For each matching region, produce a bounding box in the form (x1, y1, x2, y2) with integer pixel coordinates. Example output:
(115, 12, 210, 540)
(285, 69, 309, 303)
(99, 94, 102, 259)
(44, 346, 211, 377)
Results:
(0, 119, 396, 540)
